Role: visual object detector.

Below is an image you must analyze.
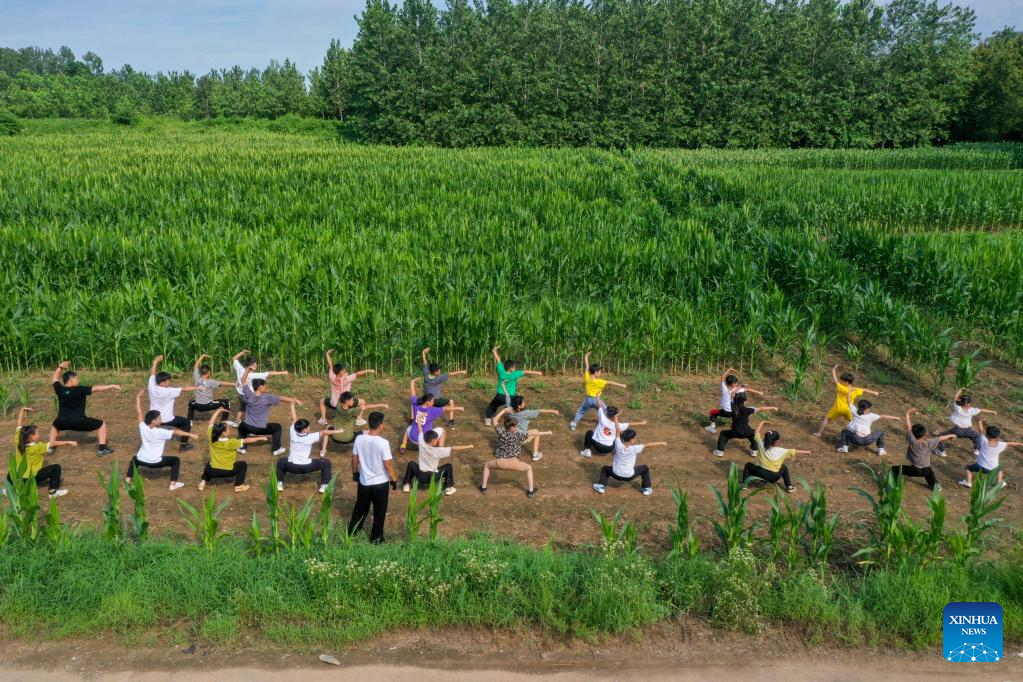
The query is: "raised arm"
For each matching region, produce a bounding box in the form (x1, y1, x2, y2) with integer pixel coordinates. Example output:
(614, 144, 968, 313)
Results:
(52, 360, 70, 383)
(409, 377, 419, 399)
(831, 365, 840, 385)
(289, 402, 298, 424)
(421, 347, 430, 365)
(905, 408, 917, 431)
(135, 389, 145, 423)
(754, 419, 772, 438)
(720, 367, 737, 384)
(492, 345, 502, 364)
(194, 353, 208, 370)
(210, 407, 229, 423)
(16, 406, 32, 428)
(978, 418, 986, 434)
(232, 349, 249, 362)
(150, 354, 164, 376)
(583, 351, 591, 376)
(494, 406, 511, 423)
(241, 366, 252, 386)
(326, 348, 335, 369)
(613, 414, 622, 440)
(951, 387, 963, 407)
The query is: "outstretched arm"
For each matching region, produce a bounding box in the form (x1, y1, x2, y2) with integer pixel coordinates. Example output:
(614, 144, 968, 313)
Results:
(978, 408, 998, 415)
(52, 360, 70, 383)
(279, 396, 303, 406)
(742, 387, 763, 396)
(645, 441, 668, 448)
(361, 401, 389, 410)
(757, 406, 779, 413)
(523, 370, 543, 376)
(449, 370, 467, 377)
(355, 368, 376, 377)
(449, 444, 475, 452)
(539, 409, 559, 415)
(150, 354, 164, 376)
(173, 430, 199, 439)
(48, 439, 78, 449)
(861, 388, 880, 396)
(878, 414, 901, 421)
(606, 381, 627, 389)
(92, 384, 122, 392)
(1004, 441, 1023, 449)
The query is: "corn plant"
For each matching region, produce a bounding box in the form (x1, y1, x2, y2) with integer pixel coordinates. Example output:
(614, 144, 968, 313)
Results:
(954, 349, 992, 390)
(948, 468, 1004, 566)
(42, 495, 69, 548)
(0, 383, 11, 418)
(97, 464, 123, 546)
(0, 496, 9, 546)
(799, 481, 839, 568)
(710, 463, 763, 553)
(591, 508, 637, 558)
(249, 511, 265, 555)
(316, 476, 336, 546)
(177, 492, 230, 551)
(285, 497, 316, 550)
(916, 487, 947, 569)
(263, 467, 283, 552)
(405, 479, 422, 542)
(425, 476, 444, 542)
(667, 487, 699, 559)
(5, 453, 40, 542)
(765, 492, 800, 569)
(124, 472, 149, 542)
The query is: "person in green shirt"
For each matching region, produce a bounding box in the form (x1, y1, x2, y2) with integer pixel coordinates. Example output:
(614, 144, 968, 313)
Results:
(328, 392, 390, 453)
(484, 345, 543, 425)
(9, 406, 77, 498)
(198, 407, 269, 493)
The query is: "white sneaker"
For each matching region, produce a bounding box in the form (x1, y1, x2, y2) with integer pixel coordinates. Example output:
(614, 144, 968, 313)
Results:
(198, 480, 206, 491)
(49, 489, 68, 498)
(973, 449, 980, 456)
(748, 450, 758, 458)
(225, 420, 239, 428)
(836, 445, 849, 453)
(937, 449, 947, 457)
(124, 477, 133, 484)
(592, 483, 605, 494)
(444, 487, 456, 496)
(579, 449, 592, 458)
(712, 450, 724, 457)
(532, 452, 543, 462)
(277, 481, 284, 492)
(704, 424, 717, 434)
(957, 479, 971, 488)
(483, 418, 492, 426)
(355, 417, 368, 427)
(642, 487, 653, 496)
(569, 421, 577, 431)
(934, 483, 942, 492)
(402, 484, 410, 493)
(236, 447, 247, 455)
(169, 481, 185, 491)
(877, 448, 887, 457)
(318, 484, 328, 494)
(273, 448, 286, 456)
(317, 418, 327, 426)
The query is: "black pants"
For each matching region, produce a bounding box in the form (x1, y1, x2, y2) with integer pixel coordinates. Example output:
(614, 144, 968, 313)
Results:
(598, 464, 651, 488)
(161, 416, 192, 445)
(742, 462, 792, 488)
(584, 430, 615, 454)
(7, 464, 62, 492)
(717, 428, 755, 452)
(126, 456, 181, 481)
(348, 481, 390, 543)
(892, 464, 937, 490)
(188, 399, 230, 421)
(402, 461, 454, 489)
(202, 461, 247, 486)
(239, 422, 282, 450)
(486, 393, 519, 419)
(275, 457, 332, 485)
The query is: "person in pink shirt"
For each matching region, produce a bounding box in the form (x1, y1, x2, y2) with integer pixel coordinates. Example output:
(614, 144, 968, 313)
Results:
(318, 348, 376, 426)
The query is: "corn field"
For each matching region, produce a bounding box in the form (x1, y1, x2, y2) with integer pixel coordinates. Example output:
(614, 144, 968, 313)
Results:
(0, 131, 1021, 374)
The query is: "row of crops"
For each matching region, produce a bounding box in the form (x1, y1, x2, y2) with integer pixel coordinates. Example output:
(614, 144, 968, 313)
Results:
(0, 131, 1021, 374)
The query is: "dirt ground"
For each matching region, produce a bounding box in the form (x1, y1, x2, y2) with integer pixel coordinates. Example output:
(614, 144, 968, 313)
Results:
(0, 621, 1020, 681)
(3, 354, 1022, 551)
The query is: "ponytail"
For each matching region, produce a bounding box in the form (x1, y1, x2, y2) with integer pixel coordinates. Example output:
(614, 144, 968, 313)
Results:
(211, 422, 228, 442)
(17, 425, 37, 455)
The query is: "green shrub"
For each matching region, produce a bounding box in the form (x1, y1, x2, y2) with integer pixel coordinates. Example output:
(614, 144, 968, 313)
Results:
(0, 109, 22, 136)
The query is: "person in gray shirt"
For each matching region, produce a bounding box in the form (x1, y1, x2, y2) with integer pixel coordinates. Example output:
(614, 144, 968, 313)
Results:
(239, 367, 303, 456)
(891, 408, 957, 492)
(188, 354, 231, 422)
(493, 381, 558, 462)
(421, 347, 467, 425)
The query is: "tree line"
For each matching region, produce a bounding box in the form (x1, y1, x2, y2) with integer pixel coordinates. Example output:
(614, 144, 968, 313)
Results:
(1, 0, 1021, 146)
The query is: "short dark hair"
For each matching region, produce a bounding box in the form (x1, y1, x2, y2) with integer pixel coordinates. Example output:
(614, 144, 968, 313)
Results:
(511, 395, 525, 410)
(911, 424, 927, 438)
(725, 374, 738, 386)
(332, 363, 346, 374)
(62, 370, 77, 384)
(143, 409, 161, 425)
(840, 372, 855, 384)
(428, 362, 441, 374)
(294, 418, 310, 433)
(763, 430, 781, 448)
(733, 393, 747, 408)
(986, 424, 1001, 439)
(857, 399, 872, 415)
(956, 394, 972, 406)
(425, 429, 439, 443)
(339, 391, 355, 406)
(504, 359, 518, 370)
(502, 415, 517, 430)
(155, 371, 172, 384)
(419, 394, 434, 405)
(199, 364, 212, 376)
(368, 411, 385, 429)
(243, 356, 257, 368)
(621, 428, 637, 443)
(252, 378, 267, 391)
(589, 363, 602, 374)
(211, 422, 228, 441)
(606, 405, 619, 418)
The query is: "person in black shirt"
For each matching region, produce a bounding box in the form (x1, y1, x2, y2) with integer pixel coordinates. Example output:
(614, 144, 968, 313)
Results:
(712, 393, 778, 458)
(49, 361, 122, 456)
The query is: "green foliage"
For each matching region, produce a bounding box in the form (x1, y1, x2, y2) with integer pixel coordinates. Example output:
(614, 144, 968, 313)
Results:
(283, 496, 316, 551)
(425, 476, 444, 542)
(955, 29, 1023, 142)
(124, 473, 148, 542)
(709, 547, 773, 634)
(177, 492, 230, 551)
(5, 453, 40, 542)
(800, 481, 840, 569)
(765, 492, 801, 569)
(110, 103, 136, 126)
(711, 463, 762, 553)
(667, 488, 699, 559)
(948, 468, 1005, 565)
(263, 467, 282, 552)
(591, 509, 638, 559)
(405, 479, 422, 542)
(42, 495, 69, 548)
(316, 476, 336, 546)
(97, 464, 122, 545)
(954, 349, 992, 390)
(0, 109, 21, 136)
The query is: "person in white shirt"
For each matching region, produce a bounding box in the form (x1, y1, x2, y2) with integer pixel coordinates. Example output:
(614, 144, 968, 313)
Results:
(836, 398, 899, 456)
(937, 389, 996, 457)
(958, 420, 1022, 489)
(230, 349, 289, 423)
(593, 414, 665, 496)
(704, 368, 762, 434)
(148, 355, 201, 452)
(401, 427, 474, 496)
(125, 389, 199, 491)
(276, 404, 344, 493)
(348, 412, 398, 543)
(579, 400, 646, 458)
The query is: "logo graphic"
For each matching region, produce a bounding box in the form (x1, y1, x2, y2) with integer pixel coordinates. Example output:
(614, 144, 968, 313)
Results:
(943, 602, 1002, 662)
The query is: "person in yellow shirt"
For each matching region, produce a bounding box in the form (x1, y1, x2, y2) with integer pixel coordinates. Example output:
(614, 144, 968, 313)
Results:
(197, 407, 269, 493)
(8, 407, 77, 498)
(814, 365, 879, 438)
(569, 351, 627, 431)
(742, 421, 812, 493)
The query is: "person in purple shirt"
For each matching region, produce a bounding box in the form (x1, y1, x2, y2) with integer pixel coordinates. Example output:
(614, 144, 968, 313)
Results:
(399, 377, 463, 454)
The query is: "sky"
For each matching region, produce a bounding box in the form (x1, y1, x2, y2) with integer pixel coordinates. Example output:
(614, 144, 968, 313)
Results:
(2, 0, 1020, 76)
